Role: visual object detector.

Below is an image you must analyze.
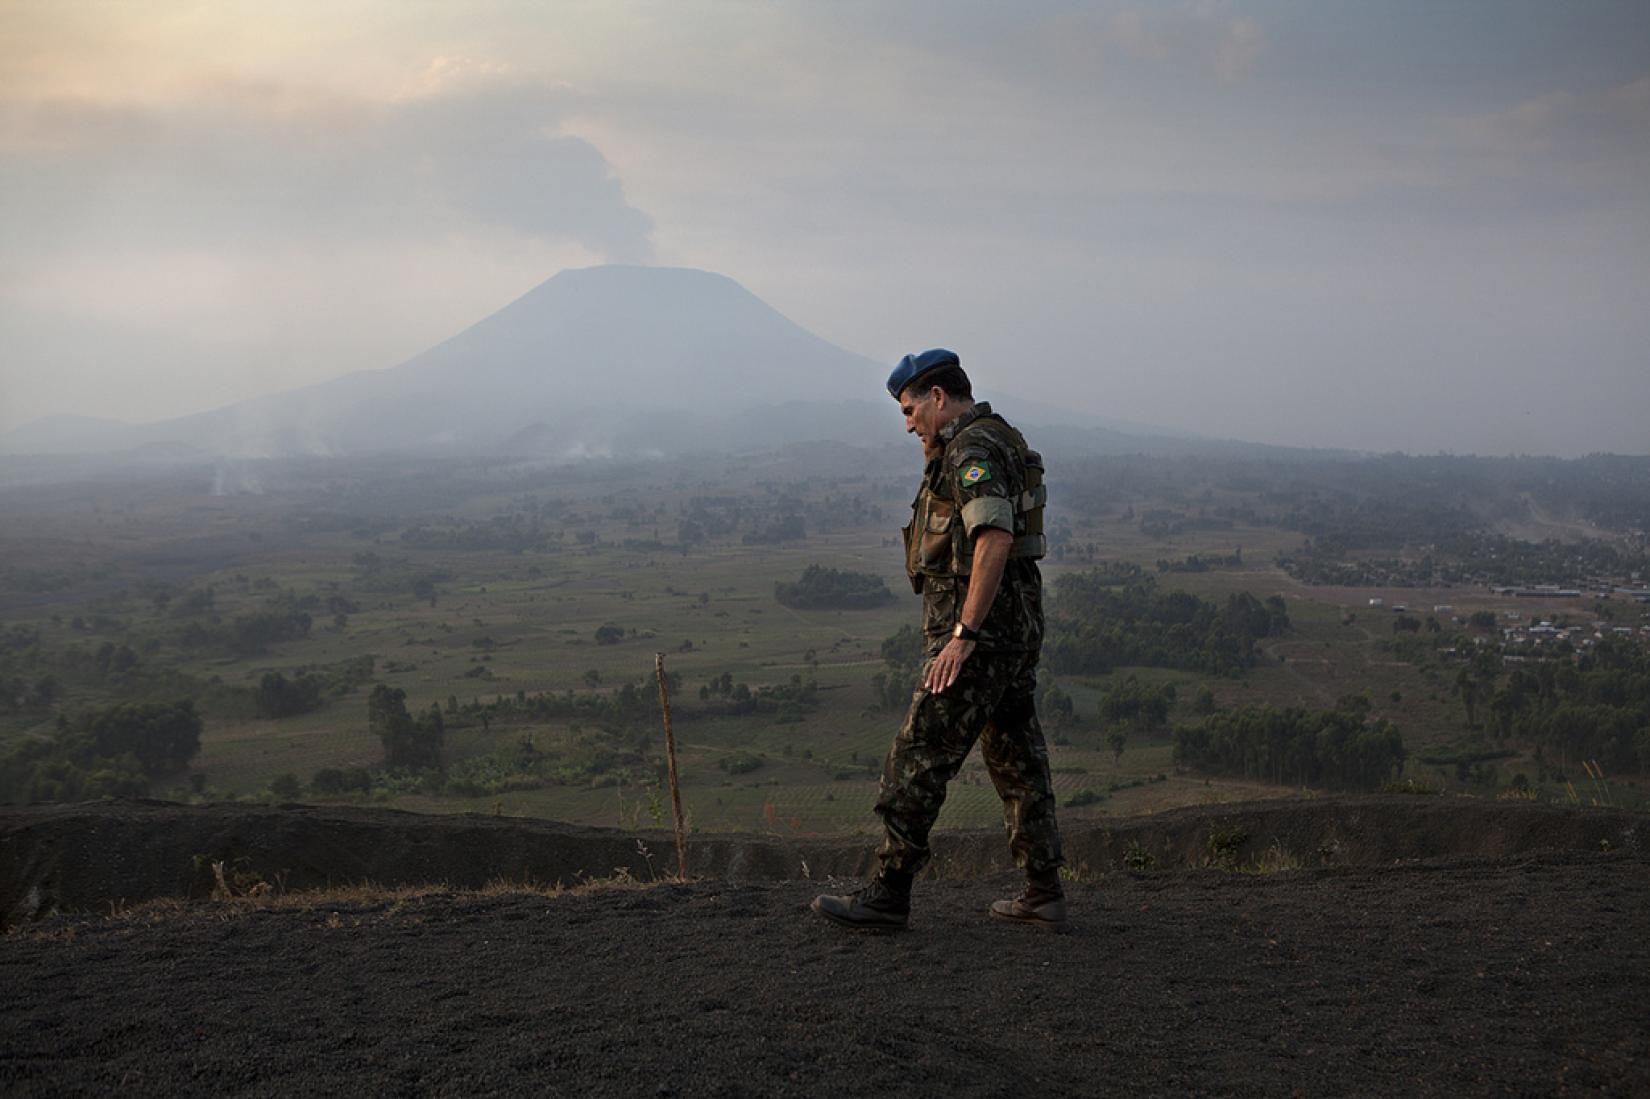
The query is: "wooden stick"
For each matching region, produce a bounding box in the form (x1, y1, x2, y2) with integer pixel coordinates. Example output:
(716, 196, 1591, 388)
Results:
(654, 653, 688, 879)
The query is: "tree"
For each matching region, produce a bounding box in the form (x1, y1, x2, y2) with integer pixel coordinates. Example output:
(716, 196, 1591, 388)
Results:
(1040, 683, 1076, 727)
(1455, 667, 1480, 729)
(371, 685, 443, 771)
(1107, 731, 1127, 763)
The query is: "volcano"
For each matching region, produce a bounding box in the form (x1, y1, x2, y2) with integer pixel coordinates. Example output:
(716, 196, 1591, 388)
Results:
(5, 266, 893, 458)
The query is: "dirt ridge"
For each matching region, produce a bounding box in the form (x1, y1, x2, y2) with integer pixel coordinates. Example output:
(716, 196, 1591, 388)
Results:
(4, 795, 1644, 925)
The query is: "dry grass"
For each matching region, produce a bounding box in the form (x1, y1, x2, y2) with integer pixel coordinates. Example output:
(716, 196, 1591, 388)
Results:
(1241, 840, 1305, 875)
(10, 873, 677, 938)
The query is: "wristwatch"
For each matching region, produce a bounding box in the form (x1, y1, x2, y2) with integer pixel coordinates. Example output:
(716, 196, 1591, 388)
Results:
(952, 622, 981, 642)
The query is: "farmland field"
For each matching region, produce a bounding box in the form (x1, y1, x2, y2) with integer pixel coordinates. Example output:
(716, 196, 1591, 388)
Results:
(3, 444, 1647, 830)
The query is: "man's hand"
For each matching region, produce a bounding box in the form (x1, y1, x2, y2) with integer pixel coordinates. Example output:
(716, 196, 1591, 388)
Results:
(923, 527, 1011, 694)
(924, 636, 976, 693)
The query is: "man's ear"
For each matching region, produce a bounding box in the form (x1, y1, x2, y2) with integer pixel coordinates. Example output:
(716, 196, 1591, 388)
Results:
(929, 385, 947, 412)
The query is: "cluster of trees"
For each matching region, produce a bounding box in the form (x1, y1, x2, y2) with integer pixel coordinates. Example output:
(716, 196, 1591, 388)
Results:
(693, 666, 821, 719)
(257, 671, 325, 718)
(399, 514, 552, 553)
(0, 625, 56, 714)
(7, 638, 144, 688)
(742, 514, 807, 545)
(0, 672, 58, 713)
(1279, 532, 1648, 590)
(176, 607, 314, 657)
(1173, 703, 1407, 790)
(430, 671, 816, 739)
(774, 565, 894, 610)
(1098, 676, 1177, 730)
(0, 699, 203, 804)
(302, 726, 658, 802)
(680, 493, 886, 550)
(1138, 509, 1234, 538)
(1044, 567, 1290, 676)
(1156, 551, 1243, 573)
(1462, 638, 1650, 775)
(870, 624, 926, 709)
(697, 676, 817, 724)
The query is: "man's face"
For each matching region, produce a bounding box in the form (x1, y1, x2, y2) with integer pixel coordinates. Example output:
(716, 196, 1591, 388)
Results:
(899, 386, 945, 457)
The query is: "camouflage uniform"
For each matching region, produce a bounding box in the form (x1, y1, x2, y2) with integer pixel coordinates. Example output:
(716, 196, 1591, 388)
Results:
(875, 402, 1064, 879)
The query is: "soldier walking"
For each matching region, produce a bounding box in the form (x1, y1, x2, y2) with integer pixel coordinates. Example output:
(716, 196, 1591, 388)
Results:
(813, 349, 1067, 932)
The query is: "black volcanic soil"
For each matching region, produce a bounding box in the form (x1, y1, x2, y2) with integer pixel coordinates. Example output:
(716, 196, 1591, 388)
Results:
(3, 799, 1649, 1096)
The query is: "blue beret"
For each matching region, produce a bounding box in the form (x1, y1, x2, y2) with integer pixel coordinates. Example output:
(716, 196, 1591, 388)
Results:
(886, 348, 960, 399)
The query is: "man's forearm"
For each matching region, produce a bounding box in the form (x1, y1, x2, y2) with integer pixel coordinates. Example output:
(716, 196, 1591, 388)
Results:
(924, 527, 1012, 693)
(960, 528, 1012, 629)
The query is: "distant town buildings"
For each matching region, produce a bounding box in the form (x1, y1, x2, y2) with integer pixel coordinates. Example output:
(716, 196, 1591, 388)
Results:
(1489, 585, 1583, 598)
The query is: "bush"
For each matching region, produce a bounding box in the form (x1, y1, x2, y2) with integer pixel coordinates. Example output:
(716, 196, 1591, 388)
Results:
(720, 751, 765, 775)
(312, 767, 372, 795)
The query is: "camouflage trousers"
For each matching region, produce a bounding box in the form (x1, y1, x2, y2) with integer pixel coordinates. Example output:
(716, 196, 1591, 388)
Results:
(874, 648, 1064, 878)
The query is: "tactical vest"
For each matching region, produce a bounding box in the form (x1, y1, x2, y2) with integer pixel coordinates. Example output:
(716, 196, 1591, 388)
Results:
(902, 413, 1046, 592)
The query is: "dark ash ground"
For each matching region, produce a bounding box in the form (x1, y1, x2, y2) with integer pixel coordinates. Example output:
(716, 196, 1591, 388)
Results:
(4, 849, 1647, 1096)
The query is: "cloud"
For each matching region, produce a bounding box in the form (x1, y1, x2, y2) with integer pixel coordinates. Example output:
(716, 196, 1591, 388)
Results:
(1104, 3, 1265, 78)
(0, 75, 654, 264)
(0, 65, 654, 431)
(1444, 73, 1650, 168)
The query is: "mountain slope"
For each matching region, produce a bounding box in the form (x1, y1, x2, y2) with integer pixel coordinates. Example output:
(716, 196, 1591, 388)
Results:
(5, 266, 892, 458)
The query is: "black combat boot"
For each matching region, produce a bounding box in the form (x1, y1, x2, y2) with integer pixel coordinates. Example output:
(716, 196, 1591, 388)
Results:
(811, 870, 912, 932)
(989, 870, 1068, 933)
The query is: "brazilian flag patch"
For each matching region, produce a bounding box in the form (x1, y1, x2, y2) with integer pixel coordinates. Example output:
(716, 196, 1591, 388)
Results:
(959, 461, 992, 486)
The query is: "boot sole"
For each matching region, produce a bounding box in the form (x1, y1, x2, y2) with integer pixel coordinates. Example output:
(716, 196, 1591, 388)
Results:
(811, 899, 908, 933)
(988, 907, 1071, 934)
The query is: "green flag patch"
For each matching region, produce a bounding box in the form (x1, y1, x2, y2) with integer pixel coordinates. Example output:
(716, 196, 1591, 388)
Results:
(959, 461, 992, 486)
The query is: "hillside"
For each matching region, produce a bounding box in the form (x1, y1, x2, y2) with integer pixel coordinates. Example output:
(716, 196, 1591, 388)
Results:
(2, 797, 1646, 1096)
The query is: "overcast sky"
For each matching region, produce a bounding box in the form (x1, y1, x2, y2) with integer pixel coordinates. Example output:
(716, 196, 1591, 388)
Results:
(2, 1, 1646, 455)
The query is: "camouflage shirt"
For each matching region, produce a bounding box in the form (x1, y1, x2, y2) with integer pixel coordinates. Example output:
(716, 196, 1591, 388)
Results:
(907, 402, 1044, 654)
